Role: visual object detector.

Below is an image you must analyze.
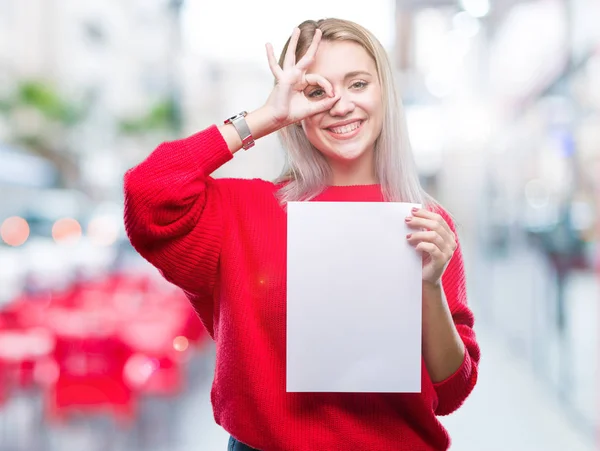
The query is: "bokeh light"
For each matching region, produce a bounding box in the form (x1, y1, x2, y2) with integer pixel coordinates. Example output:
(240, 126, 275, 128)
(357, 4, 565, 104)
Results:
(0, 216, 30, 246)
(87, 215, 120, 247)
(51, 218, 82, 244)
(173, 336, 189, 352)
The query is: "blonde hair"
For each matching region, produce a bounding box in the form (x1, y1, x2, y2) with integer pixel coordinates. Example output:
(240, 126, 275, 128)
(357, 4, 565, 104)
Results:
(275, 18, 435, 207)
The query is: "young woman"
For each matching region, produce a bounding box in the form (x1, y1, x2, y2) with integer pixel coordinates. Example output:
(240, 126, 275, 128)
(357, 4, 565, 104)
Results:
(124, 18, 480, 451)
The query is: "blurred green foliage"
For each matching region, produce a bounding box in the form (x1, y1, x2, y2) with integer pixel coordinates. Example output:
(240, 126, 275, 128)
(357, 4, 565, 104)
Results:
(119, 98, 179, 134)
(0, 80, 85, 187)
(18, 81, 83, 124)
(0, 80, 85, 125)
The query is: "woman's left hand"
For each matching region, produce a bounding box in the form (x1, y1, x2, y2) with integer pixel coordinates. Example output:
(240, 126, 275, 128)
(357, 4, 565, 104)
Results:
(405, 208, 457, 286)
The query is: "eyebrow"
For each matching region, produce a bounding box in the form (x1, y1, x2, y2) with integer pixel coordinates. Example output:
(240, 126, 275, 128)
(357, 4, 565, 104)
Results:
(344, 71, 373, 80)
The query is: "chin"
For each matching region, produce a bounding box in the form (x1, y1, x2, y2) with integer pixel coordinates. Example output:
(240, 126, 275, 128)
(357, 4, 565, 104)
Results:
(331, 146, 368, 161)
(318, 144, 371, 164)
(306, 126, 377, 164)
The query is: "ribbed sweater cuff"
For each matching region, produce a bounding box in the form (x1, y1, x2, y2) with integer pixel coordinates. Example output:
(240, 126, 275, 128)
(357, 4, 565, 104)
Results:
(432, 344, 472, 400)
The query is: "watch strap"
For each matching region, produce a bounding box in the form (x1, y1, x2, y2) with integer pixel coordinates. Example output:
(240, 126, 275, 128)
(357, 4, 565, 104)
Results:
(224, 111, 255, 150)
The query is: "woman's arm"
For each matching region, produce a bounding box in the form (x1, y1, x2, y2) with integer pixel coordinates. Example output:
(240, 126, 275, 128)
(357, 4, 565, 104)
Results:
(422, 281, 466, 384)
(124, 27, 340, 301)
(425, 238, 479, 416)
(406, 207, 480, 415)
(123, 125, 234, 298)
(122, 105, 285, 295)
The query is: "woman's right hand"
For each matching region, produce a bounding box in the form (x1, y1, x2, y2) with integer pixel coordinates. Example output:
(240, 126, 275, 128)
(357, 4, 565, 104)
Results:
(263, 28, 340, 129)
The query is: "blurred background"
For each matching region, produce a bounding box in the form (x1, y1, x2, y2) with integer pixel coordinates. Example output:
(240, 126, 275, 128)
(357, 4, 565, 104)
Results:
(0, 0, 598, 450)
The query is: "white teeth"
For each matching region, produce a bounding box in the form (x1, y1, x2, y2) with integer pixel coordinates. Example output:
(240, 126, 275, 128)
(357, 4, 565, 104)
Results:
(329, 121, 361, 134)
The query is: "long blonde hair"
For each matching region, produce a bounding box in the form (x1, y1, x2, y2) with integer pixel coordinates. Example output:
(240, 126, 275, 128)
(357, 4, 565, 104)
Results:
(275, 18, 434, 207)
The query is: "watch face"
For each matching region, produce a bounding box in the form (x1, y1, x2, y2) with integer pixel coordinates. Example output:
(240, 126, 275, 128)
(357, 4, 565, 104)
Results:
(225, 111, 247, 124)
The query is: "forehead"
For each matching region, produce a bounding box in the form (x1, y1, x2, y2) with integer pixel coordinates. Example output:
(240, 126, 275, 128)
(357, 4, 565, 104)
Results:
(307, 40, 376, 78)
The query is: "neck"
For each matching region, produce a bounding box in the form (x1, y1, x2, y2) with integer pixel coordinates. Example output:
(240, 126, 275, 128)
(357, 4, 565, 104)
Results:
(327, 153, 378, 187)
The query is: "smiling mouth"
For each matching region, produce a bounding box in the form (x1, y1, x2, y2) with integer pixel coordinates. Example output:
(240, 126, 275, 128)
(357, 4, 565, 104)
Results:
(326, 120, 364, 137)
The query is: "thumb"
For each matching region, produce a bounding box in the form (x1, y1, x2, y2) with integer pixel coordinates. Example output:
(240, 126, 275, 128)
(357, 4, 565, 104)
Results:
(304, 73, 334, 97)
(307, 93, 340, 116)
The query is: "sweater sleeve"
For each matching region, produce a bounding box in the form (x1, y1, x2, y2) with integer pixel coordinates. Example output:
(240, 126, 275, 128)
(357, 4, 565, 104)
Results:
(431, 209, 480, 416)
(123, 125, 233, 298)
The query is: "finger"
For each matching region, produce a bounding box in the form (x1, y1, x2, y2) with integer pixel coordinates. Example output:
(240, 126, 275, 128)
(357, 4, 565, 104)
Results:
(411, 208, 453, 235)
(406, 216, 447, 235)
(415, 242, 444, 260)
(406, 231, 447, 252)
(304, 73, 334, 97)
(306, 93, 340, 116)
(296, 28, 322, 71)
(284, 28, 301, 69)
(266, 43, 283, 79)
(406, 216, 455, 251)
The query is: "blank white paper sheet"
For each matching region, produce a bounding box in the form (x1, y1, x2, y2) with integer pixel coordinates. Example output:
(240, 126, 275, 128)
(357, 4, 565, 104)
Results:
(286, 201, 422, 393)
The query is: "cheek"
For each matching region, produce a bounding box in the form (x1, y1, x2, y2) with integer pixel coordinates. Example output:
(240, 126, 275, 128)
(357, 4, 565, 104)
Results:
(363, 90, 384, 126)
(367, 104, 384, 134)
(301, 118, 324, 139)
(373, 112, 384, 134)
(367, 98, 383, 117)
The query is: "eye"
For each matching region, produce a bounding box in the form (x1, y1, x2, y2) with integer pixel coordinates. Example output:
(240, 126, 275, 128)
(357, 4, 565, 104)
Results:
(351, 81, 368, 89)
(307, 88, 325, 98)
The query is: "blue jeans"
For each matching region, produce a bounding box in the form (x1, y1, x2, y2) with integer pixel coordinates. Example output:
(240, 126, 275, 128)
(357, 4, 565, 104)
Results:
(228, 436, 260, 451)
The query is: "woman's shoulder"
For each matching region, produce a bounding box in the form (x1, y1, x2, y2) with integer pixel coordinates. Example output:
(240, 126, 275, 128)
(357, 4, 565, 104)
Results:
(213, 176, 277, 190)
(212, 178, 285, 222)
(211, 177, 281, 201)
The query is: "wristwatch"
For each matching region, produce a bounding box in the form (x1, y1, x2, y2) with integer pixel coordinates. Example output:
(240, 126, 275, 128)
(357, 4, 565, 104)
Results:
(224, 111, 255, 150)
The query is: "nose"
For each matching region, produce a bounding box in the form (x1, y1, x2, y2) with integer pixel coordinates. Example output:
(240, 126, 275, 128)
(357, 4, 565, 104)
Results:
(329, 91, 355, 117)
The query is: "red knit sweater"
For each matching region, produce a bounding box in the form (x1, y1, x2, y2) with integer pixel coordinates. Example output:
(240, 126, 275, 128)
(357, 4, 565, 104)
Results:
(123, 125, 480, 451)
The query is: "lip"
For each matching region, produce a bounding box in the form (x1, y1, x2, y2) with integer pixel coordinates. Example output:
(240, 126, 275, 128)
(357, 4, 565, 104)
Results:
(324, 120, 364, 140)
(325, 118, 364, 129)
